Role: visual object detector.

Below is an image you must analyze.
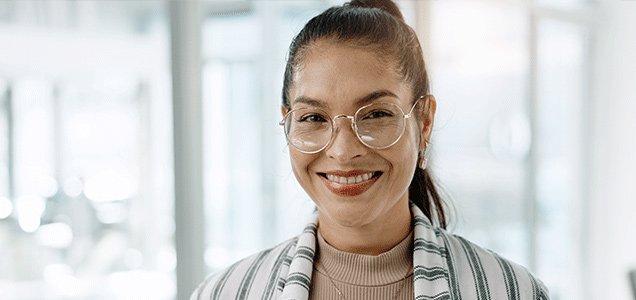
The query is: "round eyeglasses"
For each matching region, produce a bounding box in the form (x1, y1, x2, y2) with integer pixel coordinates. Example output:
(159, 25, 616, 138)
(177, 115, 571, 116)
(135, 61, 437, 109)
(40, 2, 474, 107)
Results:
(279, 96, 424, 154)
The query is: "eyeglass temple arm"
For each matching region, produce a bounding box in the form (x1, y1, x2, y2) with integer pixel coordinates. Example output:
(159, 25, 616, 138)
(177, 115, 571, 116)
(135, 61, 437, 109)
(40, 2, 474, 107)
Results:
(279, 110, 291, 126)
(405, 94, 431, 118)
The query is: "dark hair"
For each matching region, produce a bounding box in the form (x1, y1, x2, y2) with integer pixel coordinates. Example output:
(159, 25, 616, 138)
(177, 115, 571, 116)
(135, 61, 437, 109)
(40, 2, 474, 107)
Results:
(282, 0, 447, 229)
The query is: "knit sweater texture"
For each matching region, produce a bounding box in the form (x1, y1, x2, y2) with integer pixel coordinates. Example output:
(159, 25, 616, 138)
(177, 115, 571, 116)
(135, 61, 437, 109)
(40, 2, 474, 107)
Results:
(309, 229, 414, 300)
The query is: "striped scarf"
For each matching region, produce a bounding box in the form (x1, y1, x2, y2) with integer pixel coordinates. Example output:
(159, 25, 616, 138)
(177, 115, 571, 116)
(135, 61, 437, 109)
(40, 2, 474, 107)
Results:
(192, 203, 549, 300)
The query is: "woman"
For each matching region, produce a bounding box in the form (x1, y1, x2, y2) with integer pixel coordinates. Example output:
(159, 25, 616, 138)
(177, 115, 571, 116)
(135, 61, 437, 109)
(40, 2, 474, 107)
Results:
(192, 0, 549, 299)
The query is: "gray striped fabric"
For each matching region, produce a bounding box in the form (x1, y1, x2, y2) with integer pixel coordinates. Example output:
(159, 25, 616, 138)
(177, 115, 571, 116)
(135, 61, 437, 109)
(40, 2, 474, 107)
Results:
(191, 203, 549, 300)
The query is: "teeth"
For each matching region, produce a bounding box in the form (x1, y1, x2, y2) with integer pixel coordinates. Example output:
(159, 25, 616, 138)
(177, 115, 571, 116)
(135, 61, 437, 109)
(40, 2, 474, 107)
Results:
(325, 172, 376, 184)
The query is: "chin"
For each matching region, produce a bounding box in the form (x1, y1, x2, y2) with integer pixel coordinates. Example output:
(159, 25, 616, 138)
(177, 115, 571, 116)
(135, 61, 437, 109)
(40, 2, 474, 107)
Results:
(317, 198, 380, 228)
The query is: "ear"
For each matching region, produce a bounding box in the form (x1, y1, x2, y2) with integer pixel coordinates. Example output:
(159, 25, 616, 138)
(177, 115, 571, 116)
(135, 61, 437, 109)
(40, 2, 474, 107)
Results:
(419, 95, 437, 150)
(281, 106, 289, 117)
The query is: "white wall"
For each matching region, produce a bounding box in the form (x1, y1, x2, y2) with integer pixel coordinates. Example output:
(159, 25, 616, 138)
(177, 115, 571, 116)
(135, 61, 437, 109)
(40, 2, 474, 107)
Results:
(590, 1, 636, 299)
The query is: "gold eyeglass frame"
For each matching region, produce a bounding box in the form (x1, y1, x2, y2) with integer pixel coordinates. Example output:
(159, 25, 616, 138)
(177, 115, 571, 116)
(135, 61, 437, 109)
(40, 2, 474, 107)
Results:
(279, 95, 426, 154)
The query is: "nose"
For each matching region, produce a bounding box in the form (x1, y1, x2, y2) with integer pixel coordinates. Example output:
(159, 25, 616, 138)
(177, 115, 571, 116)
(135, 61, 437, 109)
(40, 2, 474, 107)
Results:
(324, 116, 368, 162)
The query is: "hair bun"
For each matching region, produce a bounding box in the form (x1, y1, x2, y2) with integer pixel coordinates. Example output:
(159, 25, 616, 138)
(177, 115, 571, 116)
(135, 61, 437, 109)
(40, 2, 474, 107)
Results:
(346, 0, 404, 22)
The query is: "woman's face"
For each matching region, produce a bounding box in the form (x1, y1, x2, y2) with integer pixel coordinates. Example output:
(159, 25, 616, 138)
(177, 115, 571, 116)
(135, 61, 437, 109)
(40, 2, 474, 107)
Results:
(285, 41, 433, 230)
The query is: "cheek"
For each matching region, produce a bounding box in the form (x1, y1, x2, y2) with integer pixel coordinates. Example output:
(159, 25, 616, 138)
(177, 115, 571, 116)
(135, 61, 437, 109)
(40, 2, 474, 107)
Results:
(408, 121, 422, 145)
(289, 150, 316, 183)
(402, 123, 421, 156)
(392, 124, 420, 175)
(395, 148, 417, 176)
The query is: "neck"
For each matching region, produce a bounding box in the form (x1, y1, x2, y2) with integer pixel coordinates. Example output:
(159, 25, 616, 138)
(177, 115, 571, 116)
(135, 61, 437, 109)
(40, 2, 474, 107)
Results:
(317, 200, 412, 255)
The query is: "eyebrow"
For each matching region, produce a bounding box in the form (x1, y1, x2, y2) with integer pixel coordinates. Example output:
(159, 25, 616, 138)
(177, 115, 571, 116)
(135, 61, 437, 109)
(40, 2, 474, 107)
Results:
(292, 89, 399, 109)
(293, 97, 326, 108)
(355, 90, 399, 106)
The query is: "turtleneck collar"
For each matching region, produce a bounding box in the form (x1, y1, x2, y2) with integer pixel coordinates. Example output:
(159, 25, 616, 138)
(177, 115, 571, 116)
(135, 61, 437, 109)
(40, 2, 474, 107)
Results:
(314, 227, 413, 286)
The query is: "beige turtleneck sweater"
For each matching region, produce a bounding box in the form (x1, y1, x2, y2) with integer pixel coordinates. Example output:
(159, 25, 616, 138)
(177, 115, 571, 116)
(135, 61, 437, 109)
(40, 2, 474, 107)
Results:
(309, 229, 414, 300)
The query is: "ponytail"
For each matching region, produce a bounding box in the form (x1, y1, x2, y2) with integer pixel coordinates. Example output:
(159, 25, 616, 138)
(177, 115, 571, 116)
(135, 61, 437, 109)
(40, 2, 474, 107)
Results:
(409, 167, 447, 229)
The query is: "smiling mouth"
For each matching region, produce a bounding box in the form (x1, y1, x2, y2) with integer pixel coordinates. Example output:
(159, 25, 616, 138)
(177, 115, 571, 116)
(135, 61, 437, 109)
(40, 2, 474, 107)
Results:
(317, 171, 383, 184)
(317, 171, 383, 196)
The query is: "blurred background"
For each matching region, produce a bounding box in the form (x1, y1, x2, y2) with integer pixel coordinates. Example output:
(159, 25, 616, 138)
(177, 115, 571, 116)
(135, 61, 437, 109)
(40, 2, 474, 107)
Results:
(0, 0, 634, 299)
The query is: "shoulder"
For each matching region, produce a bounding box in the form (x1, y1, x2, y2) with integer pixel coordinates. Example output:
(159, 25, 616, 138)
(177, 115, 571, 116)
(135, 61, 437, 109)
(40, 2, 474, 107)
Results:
(190, 237, 299, 300)
(436, 229, 550, 300)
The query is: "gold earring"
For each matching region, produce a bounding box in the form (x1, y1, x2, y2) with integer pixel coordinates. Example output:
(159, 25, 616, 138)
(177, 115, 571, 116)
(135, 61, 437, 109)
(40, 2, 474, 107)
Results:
(419, 149, 428, 169)
(419, 140, 430, 169)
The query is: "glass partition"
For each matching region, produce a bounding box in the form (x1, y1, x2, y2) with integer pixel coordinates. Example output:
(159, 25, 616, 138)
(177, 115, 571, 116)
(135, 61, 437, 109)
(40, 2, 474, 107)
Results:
(0, 2, 174, 299)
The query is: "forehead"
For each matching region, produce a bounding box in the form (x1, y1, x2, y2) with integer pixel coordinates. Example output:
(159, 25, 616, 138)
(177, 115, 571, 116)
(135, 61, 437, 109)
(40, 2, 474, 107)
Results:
(290, 41, 410, 110)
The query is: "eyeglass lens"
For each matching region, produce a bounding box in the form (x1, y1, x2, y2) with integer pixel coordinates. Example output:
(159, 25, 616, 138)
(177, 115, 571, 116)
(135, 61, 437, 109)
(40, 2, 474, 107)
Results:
(283, 103, 407, 153)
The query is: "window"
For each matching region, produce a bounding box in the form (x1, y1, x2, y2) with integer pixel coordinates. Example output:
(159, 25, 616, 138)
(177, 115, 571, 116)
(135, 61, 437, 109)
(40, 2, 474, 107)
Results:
(0, 2, 175, 299)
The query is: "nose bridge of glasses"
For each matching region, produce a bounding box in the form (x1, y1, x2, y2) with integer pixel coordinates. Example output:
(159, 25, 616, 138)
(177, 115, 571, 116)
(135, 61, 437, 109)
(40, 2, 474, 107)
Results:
(332, 114, 356, 132)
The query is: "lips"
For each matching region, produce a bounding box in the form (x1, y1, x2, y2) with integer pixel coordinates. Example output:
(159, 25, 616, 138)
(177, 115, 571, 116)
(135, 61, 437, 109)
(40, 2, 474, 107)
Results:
(317, 170, 382, 196)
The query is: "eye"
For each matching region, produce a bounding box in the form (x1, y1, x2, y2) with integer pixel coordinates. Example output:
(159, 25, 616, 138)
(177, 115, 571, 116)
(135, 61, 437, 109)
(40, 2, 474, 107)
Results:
(363, 110, 393, 119)
(298, 113, 328, 123)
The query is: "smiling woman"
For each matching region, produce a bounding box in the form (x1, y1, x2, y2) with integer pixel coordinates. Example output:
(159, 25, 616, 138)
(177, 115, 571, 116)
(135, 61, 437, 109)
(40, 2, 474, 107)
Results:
(192, 0, 549, 299)
(284, 42, 426, 256)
